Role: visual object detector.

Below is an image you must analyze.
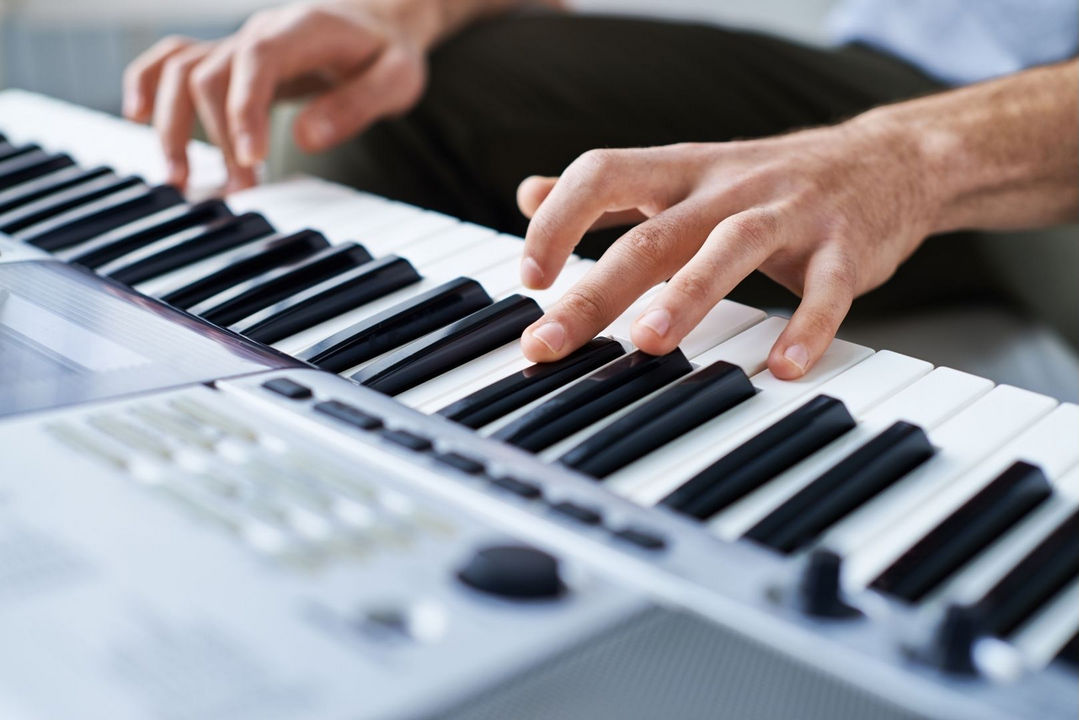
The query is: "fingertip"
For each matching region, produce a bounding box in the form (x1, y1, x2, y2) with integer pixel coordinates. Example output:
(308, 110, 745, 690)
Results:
(516, 175, 556, 218)
(234, 132, 262, 167)
(630, 307, 678, 355)
(769, 342, 809, 380)
(294, 114, 336, 153)
(520, 256, 546, 289)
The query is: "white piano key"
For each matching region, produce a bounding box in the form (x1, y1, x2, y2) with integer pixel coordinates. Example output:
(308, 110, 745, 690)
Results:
(841, 402, 1079, 590)
(358, 211, 460, 257)
(11, 183, 150, 241)
(134, 231, 291, 298)
(1055, 464, 1079, 501)
(1007, 578, 1079, 670)
(819, 385, 1058, 590)
(711, 365, 982, 540)
(607, 342, 876, 503)
(688, 316, 787, 375)
(402, 223, 498, 269)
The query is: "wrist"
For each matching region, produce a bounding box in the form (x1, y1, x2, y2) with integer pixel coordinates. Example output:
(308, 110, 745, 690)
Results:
(845, 104, 953, 236)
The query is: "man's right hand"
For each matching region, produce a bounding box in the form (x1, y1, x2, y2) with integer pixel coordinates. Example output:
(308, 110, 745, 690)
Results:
(123, 0, 442, 192)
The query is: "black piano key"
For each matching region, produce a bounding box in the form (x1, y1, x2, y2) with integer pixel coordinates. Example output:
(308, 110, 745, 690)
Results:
(353, 295, 543, 396)
(0, 150, 74, 191)
(491, 349, 693, 453)
(970, 508, 1079, 637)
(236, 256, 423, 344)
(558, 360, 755, 478)
(437, 338, 626, 430)
(662, 394, 857, 520)
(2, 175, 142, 237)
(744, 421, 935, 554)
(1058, 633, 1079, 669)
(106, 212, 274, 286)
(69, 199, 233, 270)
(192, 243, 373, 327)
(0, 142, 38, 163)
(870, 461, 1052, 603)
(159, 229, 329, 309)
(297, 277, 492, 372)
(22, 184, 185, 251)
(0, 166, 112, 217)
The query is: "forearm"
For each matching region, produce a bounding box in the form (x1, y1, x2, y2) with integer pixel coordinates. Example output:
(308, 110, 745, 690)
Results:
(853, 59, 1079, 233)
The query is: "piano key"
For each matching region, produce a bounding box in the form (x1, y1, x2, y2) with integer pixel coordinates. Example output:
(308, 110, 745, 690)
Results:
(868, 461, 1052, 603)
(969, 508, 1079, 637)
(272, 237, 526, 357)
(353, 295, 543, 396)
(351, 210, 459, 257)
(395, 223, 498, 270)
(557, 360, 756, 478)
(235, 256, 423, 344)
(396, 341, 538, 411)
(661, 394, 858, 520)
(0, 141, 38, 163)
(437, 338, 627, 429)
(607, 340, 872, 504)
(491, 350, 694, 452)
(105, 212, 275, 286)
(743, 421, 936, 553)
(840, 401, 1078, 592)
(152, 230, 330, 308)
(710, 366, 981, 542)
(190, 243, 373, 326)
(1007, 577, 1079, 671)
(0, 173, 140, 236)
(22, 184, 185, 251)
(0, 165, 112, 217)
(296, 277, 493, 372)
(65, 199, 233, 269)
(0, 149, 74, 191)
(820, 386, 1058, 591)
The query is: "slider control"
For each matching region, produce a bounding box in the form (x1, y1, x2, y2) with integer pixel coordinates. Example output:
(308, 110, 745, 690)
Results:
(797, 549, 861, 619)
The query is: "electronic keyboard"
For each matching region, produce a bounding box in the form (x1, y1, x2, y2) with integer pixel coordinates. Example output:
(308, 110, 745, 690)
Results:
(0, 89, 1075, 720)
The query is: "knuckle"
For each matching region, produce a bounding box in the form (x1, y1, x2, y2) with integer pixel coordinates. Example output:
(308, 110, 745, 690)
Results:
(571, 148, 619, 182)
(670, 269, 714, 307)
(188, 62, 222, 98)
(558, 286, 611, 326)
(618, 220, 672, 271)
(724, 210, 779, 253)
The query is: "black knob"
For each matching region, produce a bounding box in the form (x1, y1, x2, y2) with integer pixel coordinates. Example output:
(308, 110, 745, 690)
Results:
(798, 549, 861, 618)
(927, 604, 981, 675)
(457, 544, 565, 601)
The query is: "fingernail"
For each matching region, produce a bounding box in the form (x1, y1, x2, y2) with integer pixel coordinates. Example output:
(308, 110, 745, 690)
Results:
(165, 161, 183, 187)
(306, 117, 334, 148)
(235, 133, 258, 167)
(637, 307, 671, 338)
(783, 344, 809, 372)
(530, 321, 565, 353)
(520, 256, 544, 288)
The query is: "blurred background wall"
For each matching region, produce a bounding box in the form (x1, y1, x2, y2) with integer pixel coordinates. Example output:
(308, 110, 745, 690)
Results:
(0, 0, 837, 114)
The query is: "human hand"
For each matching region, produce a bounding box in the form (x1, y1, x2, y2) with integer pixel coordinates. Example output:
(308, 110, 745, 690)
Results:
(516, 117, 939, 379)
(123, 0, 437, 191)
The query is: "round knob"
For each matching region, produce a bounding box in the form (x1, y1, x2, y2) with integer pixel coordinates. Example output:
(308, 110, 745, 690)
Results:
(457, 544, 565, 601)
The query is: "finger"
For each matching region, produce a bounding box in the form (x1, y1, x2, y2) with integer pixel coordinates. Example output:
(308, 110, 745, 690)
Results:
(518, 175, 647, 229)
(226, 35, 281, 167)
(631, 209, 779, 355)
(768, 250, 856, 380)
(123, 35, 194, 121)
(520, 201, 712, 363)
(521, 148, 690, 290)
(189, 42, 257, 191)
(292, 45, 424, 153)
(153, 43, 212, 188)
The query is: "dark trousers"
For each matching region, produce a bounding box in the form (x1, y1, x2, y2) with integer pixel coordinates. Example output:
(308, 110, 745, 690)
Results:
(278, 12, 1010, 316)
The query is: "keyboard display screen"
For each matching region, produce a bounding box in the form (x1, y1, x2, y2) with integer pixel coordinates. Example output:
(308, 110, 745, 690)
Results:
(0, 260, 295, 417)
